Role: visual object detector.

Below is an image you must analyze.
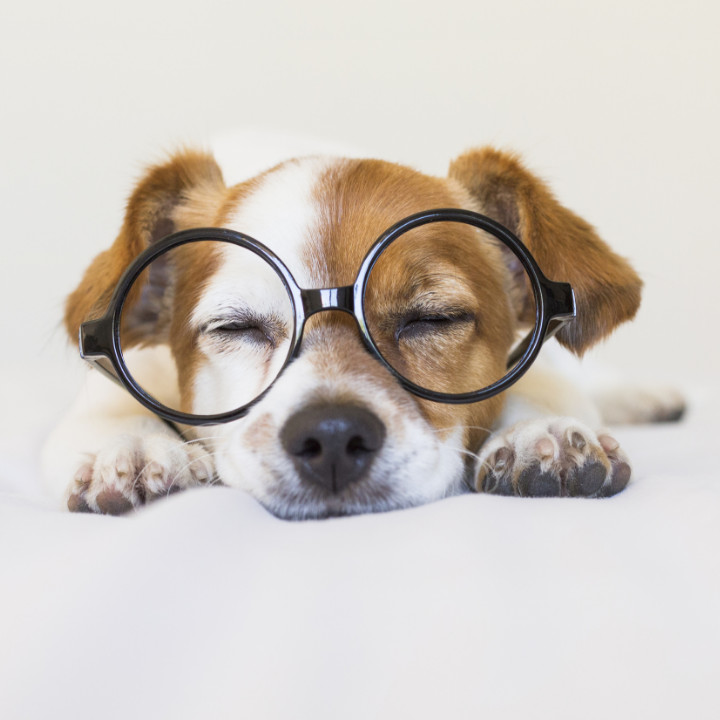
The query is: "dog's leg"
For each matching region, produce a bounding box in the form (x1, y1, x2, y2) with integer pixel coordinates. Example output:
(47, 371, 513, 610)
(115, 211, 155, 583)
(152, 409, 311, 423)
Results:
(592, 385, 686, 425)
(474, 360, 632, 498)
(42, 348, 215, 514)
(475, 417, 631, 498)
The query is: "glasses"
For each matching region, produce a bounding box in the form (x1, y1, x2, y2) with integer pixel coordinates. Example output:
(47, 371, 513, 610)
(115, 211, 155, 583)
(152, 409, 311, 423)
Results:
(79, 208, 575, 426)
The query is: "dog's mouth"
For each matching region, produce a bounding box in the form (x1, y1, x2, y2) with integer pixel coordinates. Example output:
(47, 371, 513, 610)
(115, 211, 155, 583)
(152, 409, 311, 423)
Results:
(260, 481, 398, 521)
(206, 399, 471, 520)
(255, 453, 409, 520)
(246, 453, 472, 521)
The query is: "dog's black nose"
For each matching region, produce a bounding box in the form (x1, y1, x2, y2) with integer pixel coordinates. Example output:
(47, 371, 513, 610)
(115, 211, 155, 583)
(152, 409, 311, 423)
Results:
(280, 404, 386, 493)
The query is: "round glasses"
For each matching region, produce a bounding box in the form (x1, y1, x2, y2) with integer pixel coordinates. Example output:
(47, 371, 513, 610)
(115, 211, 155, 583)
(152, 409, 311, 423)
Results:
(79, 209, 575, 426)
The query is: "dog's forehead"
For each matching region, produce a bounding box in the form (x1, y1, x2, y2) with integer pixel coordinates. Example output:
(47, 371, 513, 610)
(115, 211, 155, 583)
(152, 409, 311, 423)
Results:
(223, 156, 467, 288)
(223, 156, 334, 287)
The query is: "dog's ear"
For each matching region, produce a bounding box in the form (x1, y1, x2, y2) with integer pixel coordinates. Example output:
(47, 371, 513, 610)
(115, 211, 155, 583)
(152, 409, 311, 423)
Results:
(448, 148, 642, 354)
(64, 150, 226, 343)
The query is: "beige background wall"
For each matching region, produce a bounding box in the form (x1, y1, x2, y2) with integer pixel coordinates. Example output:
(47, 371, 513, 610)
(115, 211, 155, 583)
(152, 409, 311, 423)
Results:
(2, 0, 718, 397)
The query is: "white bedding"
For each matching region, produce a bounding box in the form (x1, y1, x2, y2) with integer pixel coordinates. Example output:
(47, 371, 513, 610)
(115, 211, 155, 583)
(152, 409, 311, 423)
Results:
(0, 380, 717, 720)
(1, 133, 717, 719)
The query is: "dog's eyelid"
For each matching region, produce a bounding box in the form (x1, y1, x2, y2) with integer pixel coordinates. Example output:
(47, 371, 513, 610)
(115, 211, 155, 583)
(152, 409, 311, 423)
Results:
(393, 297, 477, 325)
(200, 309, 288, 340)
(200, 308, 255, 333)
(402, 306, 475, 322)
(392, 306, 478, 343)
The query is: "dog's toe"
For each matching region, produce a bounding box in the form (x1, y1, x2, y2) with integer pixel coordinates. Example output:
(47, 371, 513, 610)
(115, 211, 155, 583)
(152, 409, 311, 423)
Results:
(517, 464, 561, 497)
(67, 463, 94, 512)
(479, 446, 515, 494)
(566, 460, 607, 497)
(96, 488, 135, 515)
(596, 434, 632, 497)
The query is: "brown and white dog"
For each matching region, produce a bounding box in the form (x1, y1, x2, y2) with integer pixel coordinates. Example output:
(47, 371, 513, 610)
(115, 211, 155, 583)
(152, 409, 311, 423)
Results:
(42, 146, 680, 519)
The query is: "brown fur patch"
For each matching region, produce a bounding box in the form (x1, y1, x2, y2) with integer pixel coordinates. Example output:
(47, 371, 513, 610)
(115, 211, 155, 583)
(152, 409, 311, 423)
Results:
(65, 150, 227, 340)
(448, 147, 643, 353)
(243, 411, 278, 449)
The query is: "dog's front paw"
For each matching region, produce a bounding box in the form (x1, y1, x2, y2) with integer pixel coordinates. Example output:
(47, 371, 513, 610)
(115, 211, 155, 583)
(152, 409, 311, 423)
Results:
(476, 418, 631, 498)
(67, 434, 215, 514)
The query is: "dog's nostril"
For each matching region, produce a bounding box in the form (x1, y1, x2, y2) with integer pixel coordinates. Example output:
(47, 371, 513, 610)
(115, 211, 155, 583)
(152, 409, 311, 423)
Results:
(280, 404, 386, 493)
(298, 438, 322, 459)
(347, 435, 369, 455)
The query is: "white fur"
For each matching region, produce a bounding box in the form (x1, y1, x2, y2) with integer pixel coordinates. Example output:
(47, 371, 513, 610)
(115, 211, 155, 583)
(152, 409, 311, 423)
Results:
(42, 346, 181, 503)
(224, 155, 338, 286)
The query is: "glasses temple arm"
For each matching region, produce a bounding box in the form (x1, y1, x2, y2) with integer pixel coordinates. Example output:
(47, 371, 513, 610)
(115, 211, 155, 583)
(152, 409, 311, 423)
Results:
(506, 282, 576, 369)
(80, 354, 126, 389)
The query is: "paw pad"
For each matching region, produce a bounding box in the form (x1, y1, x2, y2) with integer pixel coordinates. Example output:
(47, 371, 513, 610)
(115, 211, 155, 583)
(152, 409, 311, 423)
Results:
(566, 460, 607, 497)
(96, 489, 134, 515)
(517, 465, 561, 497)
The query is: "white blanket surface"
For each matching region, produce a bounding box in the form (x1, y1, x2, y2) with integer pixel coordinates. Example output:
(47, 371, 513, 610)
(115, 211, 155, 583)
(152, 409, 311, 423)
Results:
(0, 130, 716, 719)
(0, 376, 717, 719)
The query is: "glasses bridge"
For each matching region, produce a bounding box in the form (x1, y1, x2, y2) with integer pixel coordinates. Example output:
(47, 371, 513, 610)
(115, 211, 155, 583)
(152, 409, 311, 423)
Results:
(301, 286, 356, 317)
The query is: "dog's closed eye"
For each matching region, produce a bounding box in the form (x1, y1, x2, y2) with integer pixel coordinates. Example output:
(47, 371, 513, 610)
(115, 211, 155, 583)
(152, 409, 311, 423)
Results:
(201, 312, 288, 349)
(395, 310, 476, 343)
(210, 322, 273, 347)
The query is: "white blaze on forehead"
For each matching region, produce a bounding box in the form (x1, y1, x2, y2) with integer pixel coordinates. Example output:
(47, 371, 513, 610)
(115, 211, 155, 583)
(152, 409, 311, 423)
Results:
(224, 155, 340, 288)
(188, 157, 338, 416)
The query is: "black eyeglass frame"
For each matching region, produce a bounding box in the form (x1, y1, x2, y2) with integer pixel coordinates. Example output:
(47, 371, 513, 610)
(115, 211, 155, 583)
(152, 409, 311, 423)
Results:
(79, 208, 576, 426)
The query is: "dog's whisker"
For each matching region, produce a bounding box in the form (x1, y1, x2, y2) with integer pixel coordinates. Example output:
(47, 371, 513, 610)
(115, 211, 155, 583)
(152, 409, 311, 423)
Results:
(436, 424, 495, 435)
(124, 443, 223, 499)
(167, 450, 223, 493)
(178, 435, 226, 446)
(455, 447, 482, 462)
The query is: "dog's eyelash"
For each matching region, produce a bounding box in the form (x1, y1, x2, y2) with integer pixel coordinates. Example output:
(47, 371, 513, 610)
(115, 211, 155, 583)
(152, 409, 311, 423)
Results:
(201, 313, 288, 347)
(395, 310, 475, 342)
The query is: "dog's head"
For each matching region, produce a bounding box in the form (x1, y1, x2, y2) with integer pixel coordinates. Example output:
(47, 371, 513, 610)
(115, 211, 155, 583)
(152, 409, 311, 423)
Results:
(65, 148, 641, 518)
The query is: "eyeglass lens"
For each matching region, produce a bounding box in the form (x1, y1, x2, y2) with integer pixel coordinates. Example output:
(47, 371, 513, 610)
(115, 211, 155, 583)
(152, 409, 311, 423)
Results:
(119, 240, 295, 416)
(364, 220, 536, 395)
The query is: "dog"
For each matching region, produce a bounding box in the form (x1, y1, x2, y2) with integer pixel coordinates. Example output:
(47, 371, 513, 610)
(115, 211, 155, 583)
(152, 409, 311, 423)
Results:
(42, 146, 683, 519)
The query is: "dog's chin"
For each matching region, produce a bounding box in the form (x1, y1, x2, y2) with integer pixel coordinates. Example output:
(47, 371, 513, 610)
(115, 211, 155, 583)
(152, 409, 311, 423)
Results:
(258, 482, 397, 521)
(254, 477, 469, 521)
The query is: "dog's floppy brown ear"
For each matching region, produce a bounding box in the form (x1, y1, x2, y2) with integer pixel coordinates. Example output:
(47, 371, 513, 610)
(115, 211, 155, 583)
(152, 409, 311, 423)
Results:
(449, 148, 642, 354)
(64, 150, 226, 342)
